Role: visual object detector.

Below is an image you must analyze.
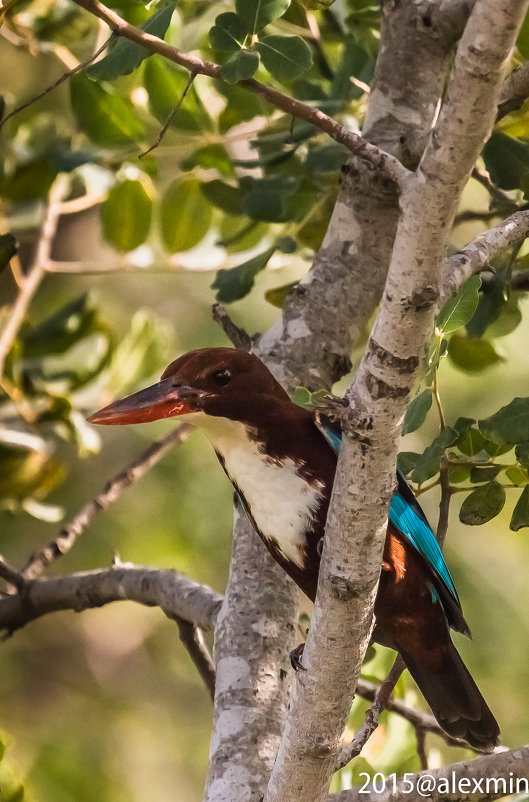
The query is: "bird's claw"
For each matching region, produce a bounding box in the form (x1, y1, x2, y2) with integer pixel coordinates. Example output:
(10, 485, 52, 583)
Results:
(290, 643, 307, 671)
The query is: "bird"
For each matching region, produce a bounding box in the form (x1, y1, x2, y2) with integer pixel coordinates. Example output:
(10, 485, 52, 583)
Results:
(88, 346, 500, 751)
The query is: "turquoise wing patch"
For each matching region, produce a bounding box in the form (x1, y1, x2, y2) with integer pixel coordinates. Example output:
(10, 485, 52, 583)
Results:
(389, 493, 459, 605)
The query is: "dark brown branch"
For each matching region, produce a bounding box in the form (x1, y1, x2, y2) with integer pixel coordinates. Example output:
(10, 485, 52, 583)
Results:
(212, 304, 253, 352)
(21, 424, 192, 580)
(175, 616, 216, 701)
(0, 34, 115, 130)
(0, 564, 222, 636)
(70, 0, 408, 185)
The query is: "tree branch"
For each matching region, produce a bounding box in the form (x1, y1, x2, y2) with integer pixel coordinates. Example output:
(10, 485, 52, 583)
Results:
(498, 59, 529, 119)
(71, 0, 407, 185)
(22, 424, 192, 580)
(175, 616, 216, 701)
(441, 210, 529, 303)
(328, 745, 529, 802)
(264, 4, 529, 801)
(0, 174, 68, 381)
(0, 564, 222, 635)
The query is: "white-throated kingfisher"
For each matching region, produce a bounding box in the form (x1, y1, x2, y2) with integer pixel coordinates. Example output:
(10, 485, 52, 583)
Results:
(88, 347, 499, 751)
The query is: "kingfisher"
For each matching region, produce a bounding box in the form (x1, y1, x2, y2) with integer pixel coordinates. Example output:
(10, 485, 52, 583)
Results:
(88, 347, 499, 751)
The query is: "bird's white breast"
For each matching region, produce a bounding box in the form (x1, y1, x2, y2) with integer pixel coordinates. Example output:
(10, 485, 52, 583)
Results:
(193, 414, 324, 569)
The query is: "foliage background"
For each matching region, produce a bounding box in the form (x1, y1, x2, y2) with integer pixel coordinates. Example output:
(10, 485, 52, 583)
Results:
(1, 1, 529, 799)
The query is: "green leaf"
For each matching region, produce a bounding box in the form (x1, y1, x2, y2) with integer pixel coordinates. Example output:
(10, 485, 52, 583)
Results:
(510, 486, 529, 531)
(436, 275, 481, 334)
(459, 481, 506, 526)
(201, 180, 243, 215)
(397, 451, 420, 476)
(453, 416, 476, 440)
(87, 5, 174, 80)
(181, 144, 235, 177)
(144, 56, 212, 133)
(265, 281, 297, 308)
(410, 444, 444, 484)
(0, 233, 17, 273)
(456, 426, 487, 458)
(211, 247, 275, 302)
(209, 12, 247, 52)
(242, 174, 300, 222)
(516, 443, 529, 469)
(70, 73, 144, 147)
(235, 0, 290, 34)
(1, 158, 57, 202)
(448, 335, 502, 372)
(448, 464, 471, 484)
(160, 177, 213, 252)
(220, 50, 260, 84)
(470, 465, 502, 483)
(482, 132, 529, 191)
(402, 389, 432, 436)
(433, 426, 459, 449)
(505, 465, 529, 486)
(101, 179, 152, 252)
(21, 295, 96, 357)
(256, 35, 313, 81)
(517, 11, 529, 58)
(479, 397, 529, 445)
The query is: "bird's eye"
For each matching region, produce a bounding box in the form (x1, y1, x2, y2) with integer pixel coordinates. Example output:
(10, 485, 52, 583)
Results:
(213, 368, 232, 387)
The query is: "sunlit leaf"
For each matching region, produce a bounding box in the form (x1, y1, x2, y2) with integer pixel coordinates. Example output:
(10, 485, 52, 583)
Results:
(265, 281, 298, 308)
(87, 5, 174, 80)
(256, 35, 313, 81)
(144, 56, 212, 132)
(505, 465, 529, 486)
(436, 275, 481, 334)
(160, 177, 213, 252)
(70, 73, 144, 147)
(101, 179, 152, 252)
(459, 480, 506, 525)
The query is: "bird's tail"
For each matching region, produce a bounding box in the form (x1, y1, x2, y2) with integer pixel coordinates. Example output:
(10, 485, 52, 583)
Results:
(400, 640, 500, 752)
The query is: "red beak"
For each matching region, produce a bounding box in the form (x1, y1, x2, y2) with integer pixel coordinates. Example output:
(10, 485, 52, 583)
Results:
(87, 378, 205, 426)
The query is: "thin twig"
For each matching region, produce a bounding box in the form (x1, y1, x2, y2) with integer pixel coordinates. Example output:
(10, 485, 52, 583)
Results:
(0, 556, 25, 591)
(415, 726, 428, 770)
(175, 616, 216, 701)
(335, 655, 406, 769)
(471, 167, 518, 210)
(211, 304, 253, 352)
(0, 174, 68, 381)
(21, 424, 192, 580)
(139, 72, 196, 159)
(70, 0, 408, 185)
(0, 34, 115, 130)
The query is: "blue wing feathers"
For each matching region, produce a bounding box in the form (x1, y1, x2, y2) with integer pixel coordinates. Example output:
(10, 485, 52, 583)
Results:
(317, 417, 463, 614)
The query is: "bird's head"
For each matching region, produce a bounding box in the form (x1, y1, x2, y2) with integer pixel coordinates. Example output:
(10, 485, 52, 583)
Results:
(87, 347, 291, 428)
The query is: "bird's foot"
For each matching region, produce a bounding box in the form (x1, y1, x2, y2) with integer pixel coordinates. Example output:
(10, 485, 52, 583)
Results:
(290, 643, 307, 671)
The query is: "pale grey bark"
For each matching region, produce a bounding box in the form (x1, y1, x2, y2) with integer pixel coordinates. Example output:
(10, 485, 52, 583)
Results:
(0, 564, 222, 633)
(258, 0, 472, 393)
(204, 512, 298, 802)
(263, 3, 528, 802)
(442, 210, 529, 302)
